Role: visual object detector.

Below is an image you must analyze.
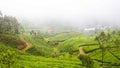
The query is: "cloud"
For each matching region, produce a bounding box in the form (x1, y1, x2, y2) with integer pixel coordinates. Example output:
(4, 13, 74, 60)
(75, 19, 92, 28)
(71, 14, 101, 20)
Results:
(0, 0, 120, 26)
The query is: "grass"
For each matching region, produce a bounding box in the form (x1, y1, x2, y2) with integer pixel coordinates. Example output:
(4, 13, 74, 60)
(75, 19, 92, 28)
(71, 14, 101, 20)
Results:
(48, 32, 79, 41)
(23, 35, 54, 57)
(13, 55, 83, 68)
(0, 31, 120, 68)
(57, 34, 97, 53)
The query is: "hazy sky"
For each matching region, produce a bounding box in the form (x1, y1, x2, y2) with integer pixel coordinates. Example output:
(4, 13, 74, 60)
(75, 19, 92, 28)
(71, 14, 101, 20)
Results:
(0, 0, 120, 25)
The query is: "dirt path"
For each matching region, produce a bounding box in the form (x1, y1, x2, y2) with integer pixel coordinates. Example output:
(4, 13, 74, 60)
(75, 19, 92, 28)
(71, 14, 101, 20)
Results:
(79, 46, 86, 55)
(17, 35, 32, 51)
(76, 46, 87, 57)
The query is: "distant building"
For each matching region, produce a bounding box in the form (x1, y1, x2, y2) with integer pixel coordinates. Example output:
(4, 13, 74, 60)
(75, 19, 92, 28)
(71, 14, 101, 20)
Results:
(83, 25, 112, 34)
(84, 28, 95, 32)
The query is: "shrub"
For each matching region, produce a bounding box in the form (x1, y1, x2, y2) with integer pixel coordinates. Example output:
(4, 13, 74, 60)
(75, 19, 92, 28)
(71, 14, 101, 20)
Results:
(0, 43, 18, 68)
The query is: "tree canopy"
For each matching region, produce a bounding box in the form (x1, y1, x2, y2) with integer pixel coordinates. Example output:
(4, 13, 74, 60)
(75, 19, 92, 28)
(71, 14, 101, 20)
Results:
(0, 11, 22, 34)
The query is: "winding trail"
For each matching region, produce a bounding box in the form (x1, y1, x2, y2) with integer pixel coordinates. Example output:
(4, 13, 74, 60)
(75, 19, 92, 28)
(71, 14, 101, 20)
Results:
(78, 45, 120, 66)
(17, 35, 32, 51)
(76, 46, 88, 57)
(79, 46, 86, 55)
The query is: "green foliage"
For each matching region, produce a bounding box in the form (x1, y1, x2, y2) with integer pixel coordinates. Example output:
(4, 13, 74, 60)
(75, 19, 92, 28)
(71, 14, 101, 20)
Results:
(0, 13, 23, 34)
(0, 43, 18, 68)
(78, 54, 94, 68)
(89, 30, 120, 67)
(48, 32, 79, 41)
(27, 46, 53, 57)
(58, 34, 97, 54)
(13, 55, 82, 68)
(25, 35, 53, 57)
(0, 34, 21, 48)
(0, 24, 120, 68)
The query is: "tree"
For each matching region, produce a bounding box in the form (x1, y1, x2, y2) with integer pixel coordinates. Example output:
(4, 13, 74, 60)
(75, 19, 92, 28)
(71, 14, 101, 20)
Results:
(0, 12, 22, 34)
(95, 31, 109, 66)
(0, 10, 2, 16)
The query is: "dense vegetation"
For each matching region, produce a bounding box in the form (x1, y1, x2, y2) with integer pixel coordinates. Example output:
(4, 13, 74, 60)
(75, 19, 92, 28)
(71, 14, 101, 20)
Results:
(0, 14, 23, 34)
(0, 12, 120, 68)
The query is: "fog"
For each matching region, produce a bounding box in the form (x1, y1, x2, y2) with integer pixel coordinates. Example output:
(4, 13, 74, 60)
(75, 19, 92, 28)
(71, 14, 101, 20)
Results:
(0, 0, 120, 28)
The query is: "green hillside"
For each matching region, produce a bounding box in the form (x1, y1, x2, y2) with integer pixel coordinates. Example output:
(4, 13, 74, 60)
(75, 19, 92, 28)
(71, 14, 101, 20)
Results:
(0, 41, 83, 68)
(24, 35, 53, 57)
(0, 13, 120, 68)
(1, 30, 120, 68)
(48, 32, 79, 41)
(58, 34, 98, 54)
